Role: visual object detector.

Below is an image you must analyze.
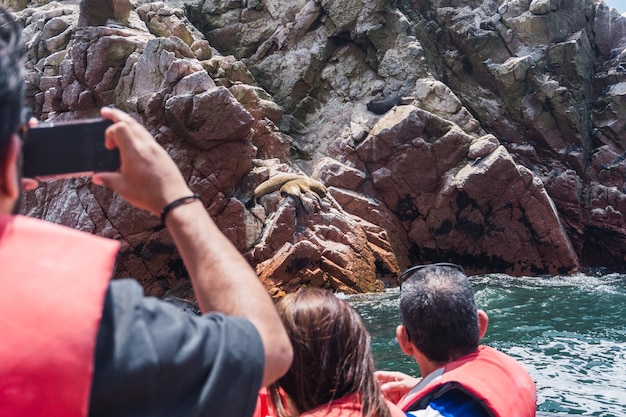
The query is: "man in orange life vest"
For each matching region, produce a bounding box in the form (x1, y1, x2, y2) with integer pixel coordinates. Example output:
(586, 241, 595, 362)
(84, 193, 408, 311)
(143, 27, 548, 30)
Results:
(376, 263, 536, 417)
(0, 7, 292, 417)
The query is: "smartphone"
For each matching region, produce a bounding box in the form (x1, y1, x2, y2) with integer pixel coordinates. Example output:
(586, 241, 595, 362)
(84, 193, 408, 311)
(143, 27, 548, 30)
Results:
(22, 118, 120, 180)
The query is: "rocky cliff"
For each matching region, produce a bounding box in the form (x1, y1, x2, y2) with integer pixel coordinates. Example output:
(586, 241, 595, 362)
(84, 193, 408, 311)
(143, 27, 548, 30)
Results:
(13, 0, 626, 297)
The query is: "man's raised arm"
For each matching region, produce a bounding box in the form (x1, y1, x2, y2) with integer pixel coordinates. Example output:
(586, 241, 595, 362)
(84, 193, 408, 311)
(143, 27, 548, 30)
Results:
(92, 107, 292, 386)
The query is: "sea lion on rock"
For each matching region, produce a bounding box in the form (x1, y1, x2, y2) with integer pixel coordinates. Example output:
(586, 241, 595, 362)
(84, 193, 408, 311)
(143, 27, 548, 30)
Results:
(366, 95, 414, 115)
(254, 173, 309, 199)
(279, 178, 327, 201)
(279, 177, 327, 216)
(253, 173, 328, 219)
(254, 173, 327, 209)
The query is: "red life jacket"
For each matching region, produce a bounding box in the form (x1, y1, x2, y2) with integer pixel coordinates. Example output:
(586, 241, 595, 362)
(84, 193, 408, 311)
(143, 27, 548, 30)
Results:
(0, 214, 119, 417)
(254, 389, 405, 417)
(302, 395, 405, 417)
(398, 346, 536, 417)
(254, 387, 276, 417)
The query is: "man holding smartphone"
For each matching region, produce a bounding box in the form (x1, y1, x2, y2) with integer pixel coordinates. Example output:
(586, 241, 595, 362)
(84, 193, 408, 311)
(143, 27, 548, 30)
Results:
(0, 6, 292, 417)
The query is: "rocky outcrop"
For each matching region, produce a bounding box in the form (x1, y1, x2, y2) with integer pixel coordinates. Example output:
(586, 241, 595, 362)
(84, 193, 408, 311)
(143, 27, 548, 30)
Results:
(12, 0, 626, 299)
(354, 106, 578, 275)
(247, 163, 398, 295)
(15, 1, 398, 298)
(185, 0, 626, 273)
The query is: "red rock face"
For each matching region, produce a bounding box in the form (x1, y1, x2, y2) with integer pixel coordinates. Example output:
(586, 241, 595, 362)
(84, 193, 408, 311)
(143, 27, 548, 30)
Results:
(15, 0, 626, 298)
(17, 8, 398, 298)
(351, 106, 579, 275)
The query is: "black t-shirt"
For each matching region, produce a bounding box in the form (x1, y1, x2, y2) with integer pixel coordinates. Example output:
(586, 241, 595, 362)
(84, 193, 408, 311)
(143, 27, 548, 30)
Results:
(89, 279, 265, 417)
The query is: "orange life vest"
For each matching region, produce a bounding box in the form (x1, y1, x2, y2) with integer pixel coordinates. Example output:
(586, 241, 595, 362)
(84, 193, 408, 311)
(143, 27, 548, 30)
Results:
(398, 346, 536, 417)
(301, 395, 405, 417)
(0, 214, 119, 417)
(254, 388, 405, 417)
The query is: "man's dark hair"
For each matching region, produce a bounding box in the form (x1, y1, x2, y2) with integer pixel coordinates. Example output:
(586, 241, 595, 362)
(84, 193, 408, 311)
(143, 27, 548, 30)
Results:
(0, 6, 25, 154)
(399, 265, 479, 363)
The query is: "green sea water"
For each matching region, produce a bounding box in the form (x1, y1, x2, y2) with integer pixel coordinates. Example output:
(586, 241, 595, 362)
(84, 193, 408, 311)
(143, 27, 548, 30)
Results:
(347, 273, 626, 416)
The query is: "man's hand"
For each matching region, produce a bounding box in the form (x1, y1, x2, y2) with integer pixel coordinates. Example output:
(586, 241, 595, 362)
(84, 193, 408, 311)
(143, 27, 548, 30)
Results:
(375, 370, 420, 404)
(92, 107, 192, 216)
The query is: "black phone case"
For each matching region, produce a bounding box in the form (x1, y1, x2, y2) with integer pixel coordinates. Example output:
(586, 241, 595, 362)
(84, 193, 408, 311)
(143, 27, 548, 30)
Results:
(22, 118, 120, 178)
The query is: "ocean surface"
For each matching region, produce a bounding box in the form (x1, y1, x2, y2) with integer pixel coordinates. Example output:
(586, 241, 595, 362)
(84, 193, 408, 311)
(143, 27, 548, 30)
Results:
(347, 273, 626, 416)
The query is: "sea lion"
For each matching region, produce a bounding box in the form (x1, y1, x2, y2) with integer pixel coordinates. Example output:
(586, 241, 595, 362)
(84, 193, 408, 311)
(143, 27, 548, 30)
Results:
(254, 174, 327, 212)
(366, 96, 415, 115)
(279, 178, 327, 216)
(253, 173, 309, 199)
(254, 173, 327, 200)
(279, 178, 327, 201)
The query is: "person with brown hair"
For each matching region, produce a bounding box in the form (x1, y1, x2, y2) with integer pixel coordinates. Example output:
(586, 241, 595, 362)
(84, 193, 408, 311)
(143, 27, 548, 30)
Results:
(260, 287, 404, 417)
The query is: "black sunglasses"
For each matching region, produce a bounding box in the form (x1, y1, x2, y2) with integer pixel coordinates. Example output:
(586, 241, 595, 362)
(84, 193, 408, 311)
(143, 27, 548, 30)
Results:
(398, 262, 466, 291)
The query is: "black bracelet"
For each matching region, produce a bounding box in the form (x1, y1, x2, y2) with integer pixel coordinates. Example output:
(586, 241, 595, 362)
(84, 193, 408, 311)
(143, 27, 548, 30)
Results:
(160, 193, 202, 225)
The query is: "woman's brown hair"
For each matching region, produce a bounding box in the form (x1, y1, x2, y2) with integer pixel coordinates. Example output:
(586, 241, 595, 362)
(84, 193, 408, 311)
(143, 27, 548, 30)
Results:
(269, 287, 391, 417)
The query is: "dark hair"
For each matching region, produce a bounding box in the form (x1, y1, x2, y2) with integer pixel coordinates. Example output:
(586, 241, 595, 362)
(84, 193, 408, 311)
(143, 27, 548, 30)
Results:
(399, 265, 479, 363)
(0, 6, 25, 154)
(269, 287, 390, 417)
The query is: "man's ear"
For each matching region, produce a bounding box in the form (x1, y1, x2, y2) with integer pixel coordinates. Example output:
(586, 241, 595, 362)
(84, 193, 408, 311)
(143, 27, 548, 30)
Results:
(0, 134, 20, 200)
(477, 309, 489, 340)
(396, 324, 417, 356)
